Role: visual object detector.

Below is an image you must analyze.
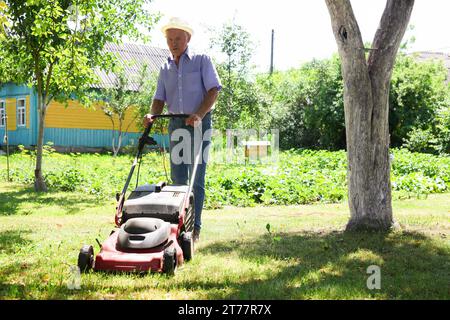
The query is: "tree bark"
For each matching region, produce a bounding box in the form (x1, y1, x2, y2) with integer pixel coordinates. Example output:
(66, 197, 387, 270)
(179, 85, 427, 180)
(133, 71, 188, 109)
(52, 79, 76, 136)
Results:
(33, 58, 54, 192)
(34, 93, 48, 192)
(325, 0, 414, 231)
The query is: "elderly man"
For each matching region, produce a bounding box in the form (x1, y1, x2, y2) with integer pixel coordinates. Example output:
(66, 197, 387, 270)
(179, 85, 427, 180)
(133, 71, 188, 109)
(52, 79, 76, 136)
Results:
(143, 17, 221, 242)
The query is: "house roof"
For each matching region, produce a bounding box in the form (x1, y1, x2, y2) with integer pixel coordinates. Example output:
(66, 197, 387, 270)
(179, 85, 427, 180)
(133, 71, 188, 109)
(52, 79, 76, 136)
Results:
(412, 51, 450, 83)
(94, 42, 170, 90)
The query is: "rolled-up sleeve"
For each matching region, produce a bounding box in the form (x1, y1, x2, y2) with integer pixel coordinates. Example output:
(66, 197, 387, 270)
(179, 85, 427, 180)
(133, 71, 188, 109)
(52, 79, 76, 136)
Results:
(153, 68, 166, 102)
(201, 55, 222, 92)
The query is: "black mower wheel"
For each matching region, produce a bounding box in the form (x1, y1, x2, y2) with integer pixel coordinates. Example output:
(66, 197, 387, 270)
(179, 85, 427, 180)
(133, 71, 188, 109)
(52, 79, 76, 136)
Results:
(180, 232, 194, 261)
(78, 245, 94, 273)
(162, 247, 176, 275)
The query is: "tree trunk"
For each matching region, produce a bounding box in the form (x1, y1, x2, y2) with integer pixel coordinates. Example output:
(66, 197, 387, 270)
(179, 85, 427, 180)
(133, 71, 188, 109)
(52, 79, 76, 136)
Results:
(325, 0, 414, 231)
(115, 118, 123, 157)
(34, 95, 48, 192)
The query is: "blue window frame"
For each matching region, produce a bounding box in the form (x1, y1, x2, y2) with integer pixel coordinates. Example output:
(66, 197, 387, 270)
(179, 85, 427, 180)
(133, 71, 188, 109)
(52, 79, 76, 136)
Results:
(0, 100, 5, 127)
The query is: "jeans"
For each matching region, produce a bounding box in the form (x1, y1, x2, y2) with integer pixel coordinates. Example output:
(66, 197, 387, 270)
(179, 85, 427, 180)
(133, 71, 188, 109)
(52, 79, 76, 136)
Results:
(168, 112, 212, 231)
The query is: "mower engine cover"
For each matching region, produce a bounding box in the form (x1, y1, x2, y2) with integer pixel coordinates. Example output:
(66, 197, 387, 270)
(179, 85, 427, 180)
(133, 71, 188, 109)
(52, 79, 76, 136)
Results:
(122, 184, 191, 223)
(118, 217, 171, 249)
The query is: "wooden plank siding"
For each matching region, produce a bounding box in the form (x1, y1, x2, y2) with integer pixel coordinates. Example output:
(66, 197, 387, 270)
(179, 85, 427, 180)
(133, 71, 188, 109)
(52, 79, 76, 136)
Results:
(5, 98, 16, 131)
(43, 128, 169, 149)
(42, 99, 170, 149)
(45, 100, 141, 132)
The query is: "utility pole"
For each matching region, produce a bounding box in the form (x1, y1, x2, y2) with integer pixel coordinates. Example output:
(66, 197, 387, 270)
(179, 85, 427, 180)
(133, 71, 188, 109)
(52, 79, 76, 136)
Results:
(270, 29, 274, 75)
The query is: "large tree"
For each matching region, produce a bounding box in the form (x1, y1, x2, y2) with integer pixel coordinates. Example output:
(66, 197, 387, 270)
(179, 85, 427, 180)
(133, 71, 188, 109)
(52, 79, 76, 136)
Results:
(98, 64, 157, 156)
(0, 0, 157, 191)
(210, 20, 254, 129)
(325, 0, 415, 231)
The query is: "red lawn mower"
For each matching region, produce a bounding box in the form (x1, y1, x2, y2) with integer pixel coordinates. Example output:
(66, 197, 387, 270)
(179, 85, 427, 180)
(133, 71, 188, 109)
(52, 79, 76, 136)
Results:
(77, 114, 198, 275)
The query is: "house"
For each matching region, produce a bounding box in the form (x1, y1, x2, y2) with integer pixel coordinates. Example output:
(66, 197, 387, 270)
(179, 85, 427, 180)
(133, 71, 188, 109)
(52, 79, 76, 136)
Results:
(0, 42, 170, 151)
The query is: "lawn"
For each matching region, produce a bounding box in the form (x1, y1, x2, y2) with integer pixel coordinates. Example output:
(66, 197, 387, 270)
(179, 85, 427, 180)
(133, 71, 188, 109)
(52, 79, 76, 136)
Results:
(0, 182, 448, 300)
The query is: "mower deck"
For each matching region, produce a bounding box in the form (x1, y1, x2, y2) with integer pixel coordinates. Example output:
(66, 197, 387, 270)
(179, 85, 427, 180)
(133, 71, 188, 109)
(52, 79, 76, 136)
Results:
(94, 225, 184, 273)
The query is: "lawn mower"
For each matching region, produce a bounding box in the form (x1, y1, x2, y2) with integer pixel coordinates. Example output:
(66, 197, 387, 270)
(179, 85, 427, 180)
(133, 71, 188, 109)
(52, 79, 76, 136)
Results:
(77, 114, 199, 275)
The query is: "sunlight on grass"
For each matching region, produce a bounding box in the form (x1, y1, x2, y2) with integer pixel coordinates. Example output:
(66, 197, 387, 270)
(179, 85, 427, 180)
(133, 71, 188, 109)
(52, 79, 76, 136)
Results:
(344, 250, 385, 265)
(0, 182, 449, 299)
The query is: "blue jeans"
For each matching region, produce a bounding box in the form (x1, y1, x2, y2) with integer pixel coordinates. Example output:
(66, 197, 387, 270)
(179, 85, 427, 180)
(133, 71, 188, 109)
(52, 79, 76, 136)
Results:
(168, 113, 212, 231)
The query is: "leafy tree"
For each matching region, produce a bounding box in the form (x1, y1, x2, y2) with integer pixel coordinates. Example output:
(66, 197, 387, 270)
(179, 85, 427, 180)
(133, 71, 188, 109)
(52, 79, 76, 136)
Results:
(210, 20, 257, 129)
(97, 63, 161, 156)
(98, 69, 136, 156)
(434, 103, 450, 154)
(262, 55, 345, 150)
(132, 65, 159, 132)
(0, 1, 8, 39)
(261, 52, 448, 153)
(0, 0, 158, 191)
(213, 64, 270, 130)
(390, 54, 449, 149)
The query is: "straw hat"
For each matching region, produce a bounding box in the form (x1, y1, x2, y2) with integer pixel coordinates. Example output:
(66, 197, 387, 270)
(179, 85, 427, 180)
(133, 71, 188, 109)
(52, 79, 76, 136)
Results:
(161, 17, 194, 36)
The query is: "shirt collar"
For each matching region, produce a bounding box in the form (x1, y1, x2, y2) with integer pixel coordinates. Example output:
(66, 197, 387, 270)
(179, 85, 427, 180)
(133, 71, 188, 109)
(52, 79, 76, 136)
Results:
(168, 47, 193, 63)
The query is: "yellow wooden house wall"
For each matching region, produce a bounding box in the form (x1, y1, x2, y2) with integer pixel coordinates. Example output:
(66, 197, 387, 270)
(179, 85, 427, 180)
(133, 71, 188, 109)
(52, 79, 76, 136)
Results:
(5, 98, 17, 130)
(45, 100, 141, 133)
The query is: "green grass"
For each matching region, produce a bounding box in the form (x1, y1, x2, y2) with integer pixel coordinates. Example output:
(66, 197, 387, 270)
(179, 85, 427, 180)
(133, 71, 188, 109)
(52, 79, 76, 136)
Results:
(0, 182, 449, 300)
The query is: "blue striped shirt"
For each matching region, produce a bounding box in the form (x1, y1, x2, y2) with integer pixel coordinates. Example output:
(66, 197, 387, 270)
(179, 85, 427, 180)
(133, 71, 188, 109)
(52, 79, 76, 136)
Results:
(153, 47, 222, 114)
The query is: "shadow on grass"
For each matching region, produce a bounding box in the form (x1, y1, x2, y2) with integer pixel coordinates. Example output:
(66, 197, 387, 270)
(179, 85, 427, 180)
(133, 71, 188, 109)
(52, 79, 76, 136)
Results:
(0, 184, 107, 216)
(1, 228, 448, 299)
(0, 263, 29, 298)
(188, 230, 450, 299)
(0, 230, 34, 298)
(0, 229, 33, 254)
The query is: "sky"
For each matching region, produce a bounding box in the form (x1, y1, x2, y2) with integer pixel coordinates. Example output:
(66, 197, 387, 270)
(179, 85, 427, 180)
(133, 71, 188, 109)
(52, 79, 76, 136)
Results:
(146, 0, 450, 72)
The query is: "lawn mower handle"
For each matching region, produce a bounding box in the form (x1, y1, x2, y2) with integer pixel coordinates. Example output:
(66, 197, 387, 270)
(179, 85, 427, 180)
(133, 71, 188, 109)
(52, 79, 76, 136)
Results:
(141, 114, 189, 140)
(139, 114, 190, 150)
(115, 114, 190, 226)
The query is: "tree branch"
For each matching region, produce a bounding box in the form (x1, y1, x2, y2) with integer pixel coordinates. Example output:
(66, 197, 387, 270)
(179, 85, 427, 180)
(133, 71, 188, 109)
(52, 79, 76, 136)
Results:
(368, 0, 415, 78)
(325, 0, 367, 73)
(44, 62, 54, 106)
(325, 0, 374, 141)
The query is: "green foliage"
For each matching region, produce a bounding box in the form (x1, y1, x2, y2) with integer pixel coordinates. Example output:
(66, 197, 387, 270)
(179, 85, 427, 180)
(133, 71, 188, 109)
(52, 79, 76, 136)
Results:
(0, 1, 9, 40)
(0, 0, 158, 102)
(45, 168, 85, 191)
(390, 54, 449, 152)
(258, 53, 449, 154)
(2, 149, 448, 207)
(209, 20, 269, 130)
(209, 20, 253, 76)
(92, 65, 158, 156)
(0, 0, 159, 188)
(213, 64, 270, 130)
(130, 67, 165, 134)
(261, 55, 345, 150)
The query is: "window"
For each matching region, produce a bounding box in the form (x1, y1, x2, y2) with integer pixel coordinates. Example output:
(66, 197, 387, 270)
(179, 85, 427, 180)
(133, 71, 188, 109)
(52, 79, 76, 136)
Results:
(17, 98, 26, 127)
(0, 100, 5, 127)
